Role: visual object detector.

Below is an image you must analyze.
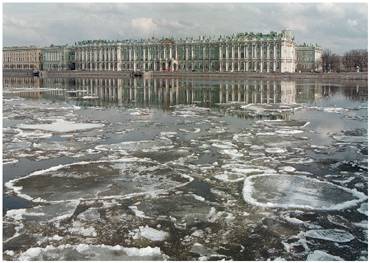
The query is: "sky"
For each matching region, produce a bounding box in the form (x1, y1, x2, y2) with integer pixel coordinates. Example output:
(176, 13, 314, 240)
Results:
(3, 2, 368, 54)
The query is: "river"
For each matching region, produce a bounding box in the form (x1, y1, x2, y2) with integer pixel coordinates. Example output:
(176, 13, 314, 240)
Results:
(3, 76, 368, 260)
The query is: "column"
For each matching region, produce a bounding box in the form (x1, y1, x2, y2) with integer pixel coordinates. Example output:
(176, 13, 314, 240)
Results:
(225, 45, 229, 71)
(117, 46, 122, 71)
(260, 44, 263, 73)
(99, 48, 102, 70)
(219, 45, 222, 72)
(266, 44, 270, 73)
(273, 43, 277, 72)
(231, 45, 234, 72)
(143, 47, 146, 71)
(238, 46, 241, 72)
(133, 48, 137, 71)
(94, 48, 99, 71)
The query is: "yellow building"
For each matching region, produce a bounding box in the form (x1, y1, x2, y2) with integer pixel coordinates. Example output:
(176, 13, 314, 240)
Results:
(3, 46, 43, 70)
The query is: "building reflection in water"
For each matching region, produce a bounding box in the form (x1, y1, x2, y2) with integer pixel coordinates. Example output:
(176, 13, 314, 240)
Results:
(3, 77, 367, 110)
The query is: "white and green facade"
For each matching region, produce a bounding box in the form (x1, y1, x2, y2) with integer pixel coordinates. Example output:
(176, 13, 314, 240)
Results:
(74, 30, 297, 73)
(42, 45, 75, 71)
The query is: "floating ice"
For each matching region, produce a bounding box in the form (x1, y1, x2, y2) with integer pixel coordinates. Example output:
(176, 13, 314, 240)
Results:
(283, 157, 314, 164)
(357, 202, 368, 216)
(4, 250, 15, 256)
(6, 158, 193, 203)
(220, 149, 243, 159)
(279, 166, 296, 173)
(3, 158, 19, 165)
(259, 119, 309, 128)
(215, 164, 275, 183)
(6, 208, 44, 221)
(211, 140, 236, 149)
(192, 194, 206, 202)
(232, 133, 252, 144)
(241, 104, 298, 113)
(324, 107, 349, 113)
(129, 109, 152, 116)
(16, 129, 53, 139)
(68, 221, 97, 237)
(276, 129, 304, 135)
(265, 147, 287, 154)
(81, 96, 99, 100)
(243, 174, 367, 210)
(17, 244, 165, 260)
(333, 135, 367, 144)
(353, 220, 368, 229)
(129, 206, 151, 219)
(306, 250, 344, 261)
(135, 225, 169, 241)
(305, 229, 355, 243)
(18, 119, 104, 133)
(95, 139, 172, 154)
(160, 131, 177, 138)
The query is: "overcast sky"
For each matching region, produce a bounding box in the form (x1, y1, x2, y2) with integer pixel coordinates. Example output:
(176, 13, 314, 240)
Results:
(3, 3, 368, 54)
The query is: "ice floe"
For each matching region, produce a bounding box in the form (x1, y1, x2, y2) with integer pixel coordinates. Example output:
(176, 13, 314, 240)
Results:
(215, 164, 275, 183)
(265, 147, 287, 154)
(243, 174, 367, 210)
(306, 250, 344, 261)
(357, 202, 368, 216)
(133, 225, 169, 241)
(305, 229, 355, 243)
(17, 244, 165, 260)
(18, 119, 104, 133)
(5, 158, 193, 203)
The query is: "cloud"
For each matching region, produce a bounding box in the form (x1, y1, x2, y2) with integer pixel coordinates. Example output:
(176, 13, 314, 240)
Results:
(347, 19, 358, 27)
(3, 3, 368, 54)
(131, 17, 157, 33)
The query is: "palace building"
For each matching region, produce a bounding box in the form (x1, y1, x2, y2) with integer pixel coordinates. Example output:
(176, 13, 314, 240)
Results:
(3, 46, 42, 70)
(3, 30, 321, 73)
(74, 30, 296, 73)
(42, 45, 75, 71)
(296, 43, 322, 72)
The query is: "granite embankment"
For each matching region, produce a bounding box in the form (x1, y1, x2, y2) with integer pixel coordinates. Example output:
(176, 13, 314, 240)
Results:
(3, 70, 368, 82)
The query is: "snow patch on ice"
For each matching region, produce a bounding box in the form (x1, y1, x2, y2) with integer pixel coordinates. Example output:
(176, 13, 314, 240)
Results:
(18, 119, 104, 133)
(134, 225, 169, 241)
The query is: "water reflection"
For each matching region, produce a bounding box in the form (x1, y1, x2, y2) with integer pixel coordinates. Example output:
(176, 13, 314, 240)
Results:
(3, 76, 367, 108)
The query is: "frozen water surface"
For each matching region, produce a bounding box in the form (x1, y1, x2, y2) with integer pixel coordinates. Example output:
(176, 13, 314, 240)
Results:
(3, 77, 368, 260)
(243, 174, 366, 210)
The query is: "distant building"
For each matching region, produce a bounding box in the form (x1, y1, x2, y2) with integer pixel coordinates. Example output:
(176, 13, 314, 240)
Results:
(3, 46, 42, 70)
(74, 30, 296, 73)
(42, 45, 75, 71)
(296, 44, 322, 72)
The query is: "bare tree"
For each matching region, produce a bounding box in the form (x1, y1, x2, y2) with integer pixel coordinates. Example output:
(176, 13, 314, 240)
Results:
(321, 49, 341, 72)
(343, 49, 368, 72)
